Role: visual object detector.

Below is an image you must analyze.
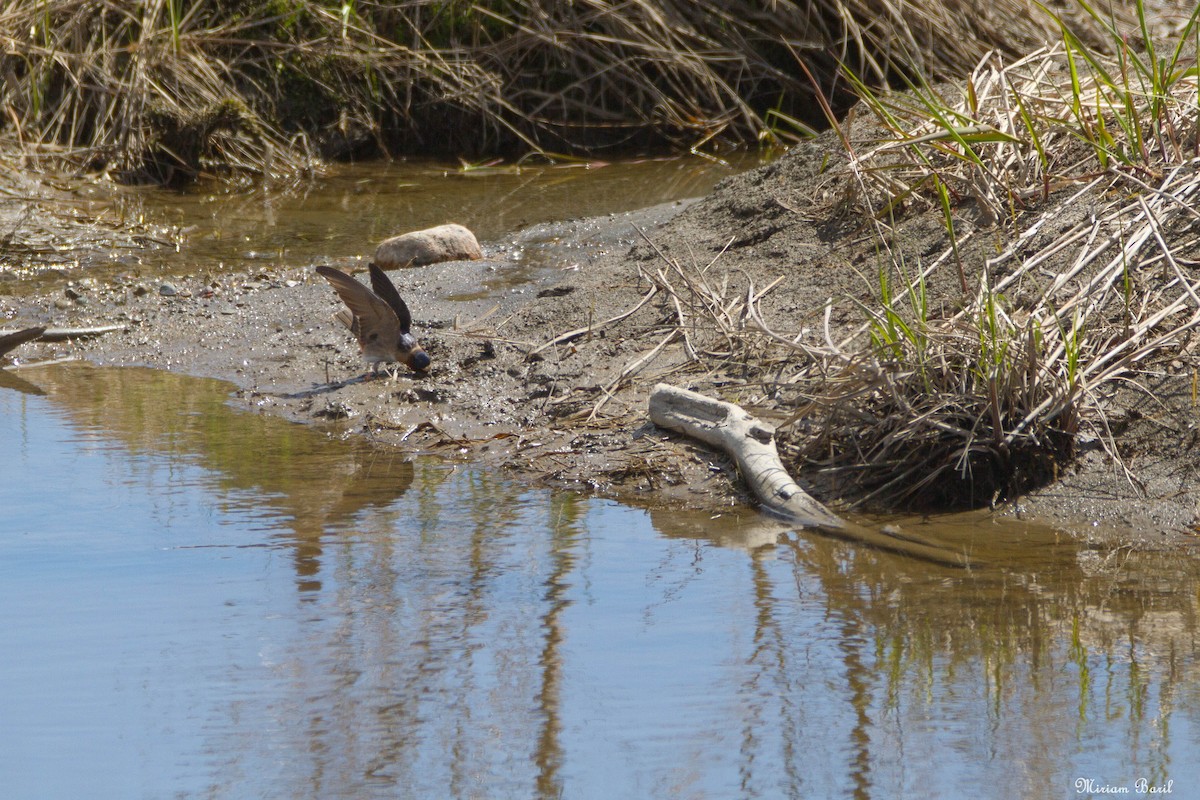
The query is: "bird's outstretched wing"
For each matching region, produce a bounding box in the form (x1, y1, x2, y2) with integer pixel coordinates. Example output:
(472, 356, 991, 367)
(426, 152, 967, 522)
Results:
(315, 267, 401, 348)
(368, 264, 413, 333)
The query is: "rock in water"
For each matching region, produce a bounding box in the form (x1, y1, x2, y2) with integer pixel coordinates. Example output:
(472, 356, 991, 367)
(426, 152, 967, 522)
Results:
(375, 223, 482, 268)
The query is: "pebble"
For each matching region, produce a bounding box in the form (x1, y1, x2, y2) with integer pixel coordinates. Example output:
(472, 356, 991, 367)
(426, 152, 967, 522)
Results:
(159, 282, 178, 297)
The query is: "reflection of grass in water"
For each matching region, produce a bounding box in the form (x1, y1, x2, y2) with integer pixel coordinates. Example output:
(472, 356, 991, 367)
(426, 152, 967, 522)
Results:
(781, 529, 1200, 763)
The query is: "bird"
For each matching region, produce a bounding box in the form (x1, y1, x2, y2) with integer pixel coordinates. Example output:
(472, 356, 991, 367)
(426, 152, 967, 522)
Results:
(315, 264, 431, 379)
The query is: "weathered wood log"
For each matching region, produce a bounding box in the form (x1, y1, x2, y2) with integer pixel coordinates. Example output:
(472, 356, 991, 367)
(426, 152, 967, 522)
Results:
(649, 383, 846, 530)
(648, 383, 981, 567)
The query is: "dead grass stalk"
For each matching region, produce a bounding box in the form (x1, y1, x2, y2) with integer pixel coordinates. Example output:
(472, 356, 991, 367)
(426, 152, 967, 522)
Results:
(0, 0, 1138, 183)
(630, 17, 1200, 509)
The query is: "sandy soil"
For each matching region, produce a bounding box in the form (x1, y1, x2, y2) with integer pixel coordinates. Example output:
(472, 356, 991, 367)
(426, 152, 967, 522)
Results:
(6, 123, 1200, 549)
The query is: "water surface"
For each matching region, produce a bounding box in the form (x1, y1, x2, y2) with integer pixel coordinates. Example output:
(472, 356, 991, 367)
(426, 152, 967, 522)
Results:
(10, 154, 767, 285)
(3, 364, 1199, 799)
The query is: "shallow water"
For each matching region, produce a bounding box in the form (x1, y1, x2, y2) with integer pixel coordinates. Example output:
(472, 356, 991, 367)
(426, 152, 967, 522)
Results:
(16, 154, 767, 285)
(3, 363, 1200, 799)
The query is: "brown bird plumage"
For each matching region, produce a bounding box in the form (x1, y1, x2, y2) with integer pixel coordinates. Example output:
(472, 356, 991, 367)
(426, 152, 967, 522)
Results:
(315, 264, 430, 377)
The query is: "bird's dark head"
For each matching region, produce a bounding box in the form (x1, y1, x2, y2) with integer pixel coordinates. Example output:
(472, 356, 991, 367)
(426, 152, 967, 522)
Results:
(398, 332, 431, 373)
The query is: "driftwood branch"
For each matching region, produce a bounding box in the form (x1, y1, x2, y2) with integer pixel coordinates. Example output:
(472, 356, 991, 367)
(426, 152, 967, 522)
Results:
(650, 383, 846, 529)
(648, 383, 982, 567)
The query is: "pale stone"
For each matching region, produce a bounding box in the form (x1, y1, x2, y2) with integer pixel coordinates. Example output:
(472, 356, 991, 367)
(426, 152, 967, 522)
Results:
(374, 223, 482, 268)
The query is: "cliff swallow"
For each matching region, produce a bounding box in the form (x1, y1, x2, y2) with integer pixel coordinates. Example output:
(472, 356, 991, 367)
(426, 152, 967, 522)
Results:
(315, 264, 431, 378)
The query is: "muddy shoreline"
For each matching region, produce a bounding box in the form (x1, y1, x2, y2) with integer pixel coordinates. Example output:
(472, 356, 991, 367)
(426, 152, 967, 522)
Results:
(6, 137, 1200, 551)
(5, 197, 751, 504)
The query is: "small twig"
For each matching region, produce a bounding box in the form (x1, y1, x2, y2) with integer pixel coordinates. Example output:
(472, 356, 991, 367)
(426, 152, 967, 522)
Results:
(525, 285, 657, 359)
(7, 355, 80, 370)
(586, 329, 679, 421)
(0, 324, 126, 341)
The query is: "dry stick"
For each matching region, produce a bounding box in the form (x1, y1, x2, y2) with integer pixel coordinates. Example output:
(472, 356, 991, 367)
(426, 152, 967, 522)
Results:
(1064, 209, 1159, 310)
(455, 302, 500, 331)
(525, 284, 657, 359)
(669, 290, 698, 361)
(1140, 196, 1200, 308)
(0, 324, 126, 341)
(642, 265, 704, 359)
(1117, 162, 1200, 224)
(585, 328, 679, 422)
(663, 253, 731, 335)
(744, 288, 835, 363)
(699, 236, 737, 276)
(1081, 289, 1200, 384)
(7, 356, 79, 371)
(1032, 204, 1156, 334)
(438, 329, 538, 348)
(1085, 314, 1200, 391)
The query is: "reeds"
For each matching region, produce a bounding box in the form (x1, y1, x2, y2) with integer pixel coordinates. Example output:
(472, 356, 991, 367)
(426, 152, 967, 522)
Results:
(0, 0, 1128, 183)
(768, 4, 1200, 508)
(615, 3, 1200, 509)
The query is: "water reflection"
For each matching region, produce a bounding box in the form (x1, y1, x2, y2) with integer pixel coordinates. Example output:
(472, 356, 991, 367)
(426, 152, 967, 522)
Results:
(2, 364, 1199, 799)
(18, 363, 417, 593)
(648, 507, 1200, 797)
(14, 155, 765, 285)
(0, 367, 45, 395)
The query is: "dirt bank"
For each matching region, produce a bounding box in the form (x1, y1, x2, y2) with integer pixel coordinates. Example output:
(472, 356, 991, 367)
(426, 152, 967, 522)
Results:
(6, 124, 1200, 549)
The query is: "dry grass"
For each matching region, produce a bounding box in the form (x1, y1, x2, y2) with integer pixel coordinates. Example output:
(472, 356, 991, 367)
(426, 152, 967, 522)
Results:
(777, 11, 1200, 509)
(606, 5, 1200, 510)
(0, 0, 1136, 184)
